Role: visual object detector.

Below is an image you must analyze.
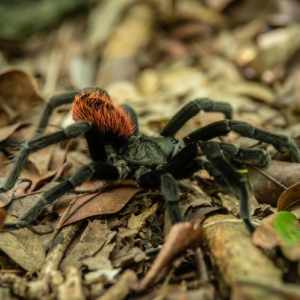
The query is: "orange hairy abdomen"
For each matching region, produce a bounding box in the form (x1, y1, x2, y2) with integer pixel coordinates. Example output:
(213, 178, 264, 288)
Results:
(72, 89, 134, 145)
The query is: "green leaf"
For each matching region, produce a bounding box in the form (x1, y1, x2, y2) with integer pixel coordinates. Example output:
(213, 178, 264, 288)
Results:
(273, 211, 300, 247)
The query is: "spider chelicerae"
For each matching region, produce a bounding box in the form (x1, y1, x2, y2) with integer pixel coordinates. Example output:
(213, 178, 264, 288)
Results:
(1, 87, 300, 232)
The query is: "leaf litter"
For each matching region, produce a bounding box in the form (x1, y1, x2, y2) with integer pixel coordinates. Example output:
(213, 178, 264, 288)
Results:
(0, 0, 300, 299)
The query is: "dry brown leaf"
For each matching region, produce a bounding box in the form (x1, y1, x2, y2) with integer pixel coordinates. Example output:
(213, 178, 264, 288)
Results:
(247, 160, 300, 206)
(0, 69, 43, 127)
(127, 202, 158, 230)
(132, 222, 202, 292)
(0, 229, 45, 272)
(0, 122, 31, 143)
(53, 186, 141, 226)
(277, 182, 300, 213)
(60, 220, 108, 270)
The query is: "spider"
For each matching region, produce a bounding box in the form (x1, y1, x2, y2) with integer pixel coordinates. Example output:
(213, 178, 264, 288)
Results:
(1, 87, 300, 232)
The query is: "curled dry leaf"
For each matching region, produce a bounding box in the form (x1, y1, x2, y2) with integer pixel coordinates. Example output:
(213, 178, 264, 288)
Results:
(132, 222, 202, 292)
(0, 228, 45, 272)
(247, 160, 300, 206)
(0, 122, 31, 144)
(0, 69, 43, 127)
(277, 182, 300, 213)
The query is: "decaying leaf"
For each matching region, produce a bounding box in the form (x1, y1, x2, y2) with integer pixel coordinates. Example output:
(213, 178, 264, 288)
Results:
(60, 220, 109, 270)
(127, 202, 158, 230)
(0, 229, 45, 272)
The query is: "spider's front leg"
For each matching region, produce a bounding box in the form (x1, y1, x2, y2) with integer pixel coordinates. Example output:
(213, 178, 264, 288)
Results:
(184, 119, 300, 163)
(161, 98, 232, 138)
(0, 121, 94, 194)
(3, 161, 120, 231)
(199, 141, 254, 233)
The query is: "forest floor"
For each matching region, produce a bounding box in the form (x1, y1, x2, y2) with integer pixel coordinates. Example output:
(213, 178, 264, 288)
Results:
(0, 0, 300, 299)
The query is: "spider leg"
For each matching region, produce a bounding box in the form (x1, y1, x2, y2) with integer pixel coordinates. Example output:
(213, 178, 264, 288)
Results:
(0, 121, 95, 193)
(35, 91, 79, 135)
(161, 98, 232, 137)
(199, 141, 254, 233)
(2, 161, 120, 231)
(183, 120, 300, 163)
(218, 143, 270, 167)
(161, 173, 182, 224)
(121, 104, 139, 136)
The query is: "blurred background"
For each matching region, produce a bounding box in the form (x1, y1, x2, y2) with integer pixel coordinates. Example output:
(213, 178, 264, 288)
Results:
(1, 0, 300, 139)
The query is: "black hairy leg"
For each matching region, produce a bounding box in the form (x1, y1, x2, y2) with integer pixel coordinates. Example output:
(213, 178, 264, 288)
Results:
(199, 141, 253, 232)
(161, 173, 182, 224)
(3, 161, 120, 231)
(35, 91, 79, 135)
(0, 121, 94, 193)
(161, 98, 233, 137)
(183, 119, 300, 163)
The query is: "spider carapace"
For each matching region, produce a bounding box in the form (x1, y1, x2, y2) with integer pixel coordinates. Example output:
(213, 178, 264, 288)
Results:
(1, 87, 300, 233)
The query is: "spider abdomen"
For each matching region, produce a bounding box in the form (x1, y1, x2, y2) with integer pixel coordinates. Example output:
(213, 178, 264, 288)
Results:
(72, 89, 134, 146)
(119, 136, 178, 166)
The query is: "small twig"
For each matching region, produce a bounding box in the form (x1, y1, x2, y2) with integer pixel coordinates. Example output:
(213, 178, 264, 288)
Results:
(194, 247, 209, 284)
(44, 195, 78, 251)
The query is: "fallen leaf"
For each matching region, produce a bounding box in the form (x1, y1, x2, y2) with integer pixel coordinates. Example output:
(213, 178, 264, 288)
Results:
(60, 220, 108, 270)
(0, 229, 45, 272)
(0, 122, 31, 143)
(247, 160, 300, 206)
(0, 69, 43, 127)
(127, 202, 158, 230)
(277, 182, 300, 213)
(53, 186, 141, 226)
(253, 211, 300, 261)
(132, 222, 202, 292)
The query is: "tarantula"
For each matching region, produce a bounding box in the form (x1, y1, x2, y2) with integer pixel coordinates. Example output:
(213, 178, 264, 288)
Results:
(1, 88, 300, 232)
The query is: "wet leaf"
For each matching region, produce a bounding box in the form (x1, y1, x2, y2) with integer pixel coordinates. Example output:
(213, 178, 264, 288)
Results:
(0, 229, 45, 272)
(247, 160, 300, 206)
